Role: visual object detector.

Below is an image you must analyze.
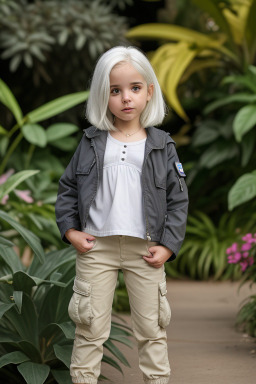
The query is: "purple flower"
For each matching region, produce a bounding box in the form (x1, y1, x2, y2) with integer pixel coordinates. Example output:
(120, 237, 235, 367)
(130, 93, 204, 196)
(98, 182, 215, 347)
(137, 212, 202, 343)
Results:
(226, 243, 238, 254)
(240, 261, 248, 272)
(241, 243, 252, 251)
(228, 252, 242, 263)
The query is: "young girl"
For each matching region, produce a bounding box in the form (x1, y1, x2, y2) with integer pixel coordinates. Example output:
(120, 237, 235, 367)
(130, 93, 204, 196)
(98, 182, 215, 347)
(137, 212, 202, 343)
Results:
(55, 46, 189, 384)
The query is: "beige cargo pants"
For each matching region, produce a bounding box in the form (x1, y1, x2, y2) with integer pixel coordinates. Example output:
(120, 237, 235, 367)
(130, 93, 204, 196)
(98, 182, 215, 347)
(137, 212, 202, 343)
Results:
(68, 235, 172, 384)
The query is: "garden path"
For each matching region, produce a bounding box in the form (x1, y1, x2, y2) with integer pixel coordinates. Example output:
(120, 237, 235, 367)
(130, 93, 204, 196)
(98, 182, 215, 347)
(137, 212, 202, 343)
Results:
(102, 280, 256, 384)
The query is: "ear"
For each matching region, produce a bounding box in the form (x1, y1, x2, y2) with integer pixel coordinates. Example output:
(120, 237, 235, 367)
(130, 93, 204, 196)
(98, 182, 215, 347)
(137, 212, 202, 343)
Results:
(147, 83, 154, 101)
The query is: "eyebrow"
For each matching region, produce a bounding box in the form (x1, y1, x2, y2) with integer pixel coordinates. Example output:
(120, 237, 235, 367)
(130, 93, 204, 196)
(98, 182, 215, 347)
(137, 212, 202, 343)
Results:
(110, 82, 144, 87)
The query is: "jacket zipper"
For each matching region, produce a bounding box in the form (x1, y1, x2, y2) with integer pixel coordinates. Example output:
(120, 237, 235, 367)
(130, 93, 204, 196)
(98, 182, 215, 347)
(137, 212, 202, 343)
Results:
(176, 175, 183, 191)
(142, 150, 152, 241)
(83, 140, 99, 227)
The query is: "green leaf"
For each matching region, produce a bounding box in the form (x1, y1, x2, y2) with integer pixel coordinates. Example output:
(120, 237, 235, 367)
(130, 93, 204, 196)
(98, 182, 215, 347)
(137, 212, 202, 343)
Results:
(203, 93, 256, 115)
(102, 354, 123, 373)
(41, 322, 75, 340)
(241, 129, 256, 167)
(0, 210, 45, 264)
(199, 142, 239, 168)
(0, 351, 30, 369)
(0, 302, 15, 319)
(5, 294, 39, 347)
(22, 124, 47, 147)
(0, 235, 14, 247)
(233, 104, 256, 142)
(0, 169, 39, 200)
(0, 136, 9, 157)
(127, 23, 219, 45)
(51, 370, 72, 384)
(228, 172, 256, 210)
(0, 125, 8, 135)
(244, 0, 256, 63)
(192, 120, 220, 146)
(13, 291, 23, 314)
(0, 245, 24, 273)
(17, 362, 50, 384)
(104, 339, 131, 367)
(46, 123, 79, 142)
(26, 91, 89, 124)
(48, 137, 78, 151)
(0, 78, 23, 125)
(17, 341, 42, 362)
(53, 344, 72, 368)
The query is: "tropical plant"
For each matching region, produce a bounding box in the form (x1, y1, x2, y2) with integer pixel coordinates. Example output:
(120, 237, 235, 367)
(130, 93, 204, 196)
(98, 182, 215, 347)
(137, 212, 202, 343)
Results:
(0, 78, 89, 174)
(0, 210, 134, 383)
(201, 65, 256, 211)
(126, 0, 256, 121)
(0, 0, 128, 73)
(0, 169, 62, 251)
(165, 209, 256, 281)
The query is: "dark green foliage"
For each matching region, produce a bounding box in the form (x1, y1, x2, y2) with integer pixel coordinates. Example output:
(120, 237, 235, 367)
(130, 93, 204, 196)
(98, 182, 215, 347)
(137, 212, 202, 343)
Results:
(0, 0, 128, 72)
(0, 211, 134, 383)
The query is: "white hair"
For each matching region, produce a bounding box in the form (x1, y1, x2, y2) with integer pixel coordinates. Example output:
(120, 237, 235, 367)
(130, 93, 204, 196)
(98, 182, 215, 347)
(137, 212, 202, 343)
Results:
(86, 46, 167, 131)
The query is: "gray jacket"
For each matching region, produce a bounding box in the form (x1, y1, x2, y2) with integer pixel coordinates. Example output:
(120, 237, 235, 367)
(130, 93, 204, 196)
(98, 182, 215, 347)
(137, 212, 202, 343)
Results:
(55, 125, 189, 262)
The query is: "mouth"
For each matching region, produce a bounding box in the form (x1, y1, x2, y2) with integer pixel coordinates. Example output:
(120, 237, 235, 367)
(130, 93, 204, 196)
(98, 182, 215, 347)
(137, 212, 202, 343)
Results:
(122, 107, 134, 112)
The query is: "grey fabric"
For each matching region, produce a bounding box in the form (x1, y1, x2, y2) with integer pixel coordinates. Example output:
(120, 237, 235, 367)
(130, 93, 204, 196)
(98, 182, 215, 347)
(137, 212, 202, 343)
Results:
(55, 126, 189, 262)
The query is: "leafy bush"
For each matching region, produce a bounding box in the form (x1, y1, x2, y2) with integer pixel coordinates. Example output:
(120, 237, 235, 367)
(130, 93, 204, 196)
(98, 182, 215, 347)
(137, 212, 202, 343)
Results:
(165, 209, 256, 281)
(0, 210, 134, 383)
(127, 0, 256, 121)
(0, 0, 128, 72)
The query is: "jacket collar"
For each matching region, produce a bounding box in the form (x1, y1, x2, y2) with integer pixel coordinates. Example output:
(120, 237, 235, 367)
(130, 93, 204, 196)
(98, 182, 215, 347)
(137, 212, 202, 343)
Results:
(83, 125, 167, 149)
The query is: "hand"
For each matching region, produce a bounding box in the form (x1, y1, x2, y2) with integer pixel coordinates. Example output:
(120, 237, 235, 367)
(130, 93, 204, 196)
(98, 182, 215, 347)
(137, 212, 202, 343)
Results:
(65, 229, 96, 254)
(143, 245, 173, 268)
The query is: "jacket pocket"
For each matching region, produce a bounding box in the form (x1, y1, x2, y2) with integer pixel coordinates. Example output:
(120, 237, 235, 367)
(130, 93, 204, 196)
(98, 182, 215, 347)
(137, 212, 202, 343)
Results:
(158, 278, 171, 328)
(153, 175, 166, 190)
(68, 276, 94, 325)
(75, 158, 96, 184)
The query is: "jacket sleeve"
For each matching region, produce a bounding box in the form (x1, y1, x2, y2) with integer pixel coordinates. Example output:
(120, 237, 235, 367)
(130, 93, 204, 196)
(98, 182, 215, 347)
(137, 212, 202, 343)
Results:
(55, 137, 83, 244)
(159, 139, 189, 262)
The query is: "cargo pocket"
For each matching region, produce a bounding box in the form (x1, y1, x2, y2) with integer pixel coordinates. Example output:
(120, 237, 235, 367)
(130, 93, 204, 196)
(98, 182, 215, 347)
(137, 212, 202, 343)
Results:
(158, 278, 171, 328)
(68, 276, 94, 326)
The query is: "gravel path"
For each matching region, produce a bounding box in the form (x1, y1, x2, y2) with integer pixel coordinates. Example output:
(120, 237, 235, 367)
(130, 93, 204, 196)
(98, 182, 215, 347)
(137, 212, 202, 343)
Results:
(101, 280, 256, 384)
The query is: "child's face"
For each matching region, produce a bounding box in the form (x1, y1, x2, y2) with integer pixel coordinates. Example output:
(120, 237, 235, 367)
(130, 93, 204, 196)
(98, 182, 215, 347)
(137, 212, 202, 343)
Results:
(108, 62, 153, 127)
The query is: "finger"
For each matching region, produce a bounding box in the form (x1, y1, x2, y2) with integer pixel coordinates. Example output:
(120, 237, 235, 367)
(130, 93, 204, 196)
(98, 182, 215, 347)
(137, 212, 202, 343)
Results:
(143, 255, 154, 262)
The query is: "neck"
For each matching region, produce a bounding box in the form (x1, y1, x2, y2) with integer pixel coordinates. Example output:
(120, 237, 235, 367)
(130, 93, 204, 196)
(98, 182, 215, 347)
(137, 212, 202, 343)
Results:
(114, 119, 141, 133)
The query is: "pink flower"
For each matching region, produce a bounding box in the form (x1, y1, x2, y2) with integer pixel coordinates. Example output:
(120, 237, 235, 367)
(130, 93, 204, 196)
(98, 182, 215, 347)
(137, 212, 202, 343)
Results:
(226, 243, 238, 254)
(228, 252, 242, 263)
(242, 233, 256, 244)
(240, 261, 248, 272)
(14, 189, 34, 203)
(242, 252, 249, 258)
(241, 243, 252, 251)
(0, 169, 15, 185)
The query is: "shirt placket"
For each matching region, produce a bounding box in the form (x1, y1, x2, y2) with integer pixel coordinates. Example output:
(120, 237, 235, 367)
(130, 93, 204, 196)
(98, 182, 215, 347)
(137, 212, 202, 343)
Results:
(120, 144, 127, 162)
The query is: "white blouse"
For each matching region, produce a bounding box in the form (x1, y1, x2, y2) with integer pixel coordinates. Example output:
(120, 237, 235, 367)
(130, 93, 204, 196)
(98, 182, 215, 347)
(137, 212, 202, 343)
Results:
(83, 132, 147, 239)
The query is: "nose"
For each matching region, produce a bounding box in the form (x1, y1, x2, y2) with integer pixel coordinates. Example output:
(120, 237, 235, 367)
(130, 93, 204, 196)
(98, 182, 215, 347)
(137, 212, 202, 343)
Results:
(122, 92, 131, 103)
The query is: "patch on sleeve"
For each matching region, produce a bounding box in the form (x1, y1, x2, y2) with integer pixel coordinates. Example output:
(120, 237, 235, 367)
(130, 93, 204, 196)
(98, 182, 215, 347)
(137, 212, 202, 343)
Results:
(175, 162, 186, 177)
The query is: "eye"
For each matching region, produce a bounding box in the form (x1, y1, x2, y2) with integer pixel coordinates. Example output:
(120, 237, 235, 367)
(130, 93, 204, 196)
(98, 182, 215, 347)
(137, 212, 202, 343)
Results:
(132, 85, 141, 92)
(111, 88, 120, 95)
